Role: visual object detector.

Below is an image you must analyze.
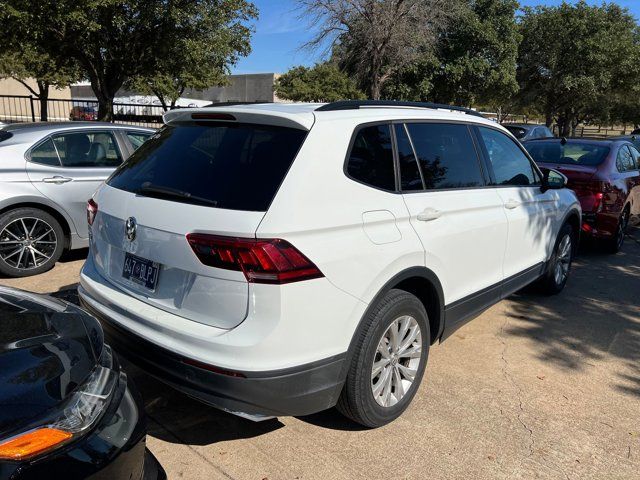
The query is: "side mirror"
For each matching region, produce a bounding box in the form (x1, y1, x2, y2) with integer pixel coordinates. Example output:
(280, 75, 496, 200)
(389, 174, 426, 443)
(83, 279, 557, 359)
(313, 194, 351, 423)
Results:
(541, 168, 567, 192)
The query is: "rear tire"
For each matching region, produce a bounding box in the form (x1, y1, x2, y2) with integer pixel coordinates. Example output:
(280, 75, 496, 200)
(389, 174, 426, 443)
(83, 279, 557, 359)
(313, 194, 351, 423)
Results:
(0, 208, 64, 277)
(606, 209, 629, 254)
(337, 289, 430, 428)
(539, 223, 574, 295)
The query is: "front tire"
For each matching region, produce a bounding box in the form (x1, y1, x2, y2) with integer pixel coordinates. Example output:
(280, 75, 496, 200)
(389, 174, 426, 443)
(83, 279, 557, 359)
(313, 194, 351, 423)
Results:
(337, 289, 430, 428)
(539, 223, 574, 295)
(0, 208, 64, 277)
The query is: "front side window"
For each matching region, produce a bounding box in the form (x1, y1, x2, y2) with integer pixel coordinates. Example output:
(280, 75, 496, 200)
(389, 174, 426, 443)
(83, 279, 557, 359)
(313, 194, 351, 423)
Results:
(479, 127, 540, 186)
(51, 131, 122, 168)
(30, 138, 60, 166)
(346, 124, 395, 191)
(405, 123, 484, 190)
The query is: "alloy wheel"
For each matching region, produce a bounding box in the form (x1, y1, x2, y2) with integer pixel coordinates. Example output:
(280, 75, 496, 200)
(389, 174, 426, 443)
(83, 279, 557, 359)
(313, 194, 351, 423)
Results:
(0, 217, 58, 270)
(371, 315, 422, 408)
(554, 234, 572, 286)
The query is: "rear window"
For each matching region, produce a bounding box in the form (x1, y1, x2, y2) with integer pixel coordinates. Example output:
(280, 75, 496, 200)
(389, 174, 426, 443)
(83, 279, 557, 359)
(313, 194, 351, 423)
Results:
(526, 142, 610, 166)
(107, 123, 307, 211)
(504, 126, 527, 139)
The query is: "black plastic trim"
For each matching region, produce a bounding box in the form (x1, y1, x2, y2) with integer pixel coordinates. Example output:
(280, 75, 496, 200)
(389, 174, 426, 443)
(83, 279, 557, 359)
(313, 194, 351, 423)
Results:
(80, 299, 347, 417)
(316, 100, 485, 118)
(441, 262, 545, 340)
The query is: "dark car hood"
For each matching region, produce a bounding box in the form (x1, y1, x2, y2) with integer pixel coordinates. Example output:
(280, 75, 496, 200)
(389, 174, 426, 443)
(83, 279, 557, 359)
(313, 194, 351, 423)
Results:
(0, 287, 103, 438)
(537, 162, 598, 183)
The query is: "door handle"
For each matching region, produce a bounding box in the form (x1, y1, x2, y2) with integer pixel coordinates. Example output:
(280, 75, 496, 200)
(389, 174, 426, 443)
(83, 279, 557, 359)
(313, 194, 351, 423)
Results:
(504, 199, 521, 209)
(43, 176, 72, 184)
(417, 208, 442, 222)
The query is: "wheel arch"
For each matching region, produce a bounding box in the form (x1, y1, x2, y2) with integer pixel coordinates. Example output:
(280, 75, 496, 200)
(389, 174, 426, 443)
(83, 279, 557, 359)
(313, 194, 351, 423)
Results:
(343, 266, 445, 377)
(0, 201, 73, 250)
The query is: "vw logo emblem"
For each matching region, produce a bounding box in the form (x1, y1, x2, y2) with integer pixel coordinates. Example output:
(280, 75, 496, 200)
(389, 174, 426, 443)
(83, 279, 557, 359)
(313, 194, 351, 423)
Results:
(125, 217, 137, 242)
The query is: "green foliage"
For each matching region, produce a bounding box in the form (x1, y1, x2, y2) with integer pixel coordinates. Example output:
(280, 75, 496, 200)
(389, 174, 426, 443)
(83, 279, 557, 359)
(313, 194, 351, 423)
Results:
(274, 63, 365, 102)
(383, 0, 520, 108)
(128, 0, 256, 109)
(0, 1, 80, 119)
(1, 0, 256, 120)
(517, 1, 640, 135)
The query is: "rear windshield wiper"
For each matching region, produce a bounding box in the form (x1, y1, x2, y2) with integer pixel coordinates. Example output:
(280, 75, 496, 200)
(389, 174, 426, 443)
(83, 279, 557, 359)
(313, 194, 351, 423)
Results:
(135, 182, 218, 207)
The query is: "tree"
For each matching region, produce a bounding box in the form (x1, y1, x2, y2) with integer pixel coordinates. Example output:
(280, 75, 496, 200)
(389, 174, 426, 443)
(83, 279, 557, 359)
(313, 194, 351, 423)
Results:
(3, 0, 256, 121)
(383, 0, 520, 109)
(517, 1, 640, 136)
(0, 3, 80, 120)
(297, 0, 455, 100)
(128, 1, 255, 111)
(274, 63, 365, 102)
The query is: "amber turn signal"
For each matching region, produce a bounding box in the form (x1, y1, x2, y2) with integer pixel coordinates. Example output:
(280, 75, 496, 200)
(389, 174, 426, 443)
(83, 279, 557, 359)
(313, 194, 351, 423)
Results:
(0, 428, 72, 460)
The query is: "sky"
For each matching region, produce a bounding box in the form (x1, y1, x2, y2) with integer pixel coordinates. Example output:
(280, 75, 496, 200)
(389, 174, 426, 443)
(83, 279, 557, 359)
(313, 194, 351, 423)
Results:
(231, 0, 640, 75)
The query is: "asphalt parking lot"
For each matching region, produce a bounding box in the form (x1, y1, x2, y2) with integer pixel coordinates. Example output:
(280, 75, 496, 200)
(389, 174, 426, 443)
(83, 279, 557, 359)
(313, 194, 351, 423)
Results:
(1, 229, 639, 480)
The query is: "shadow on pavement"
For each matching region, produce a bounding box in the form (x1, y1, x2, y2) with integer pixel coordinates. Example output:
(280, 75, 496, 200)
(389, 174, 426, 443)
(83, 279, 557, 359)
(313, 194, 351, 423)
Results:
(59, 247, 89, 263)
(123, 360, 285, 445)
(505, 227, 640, 397)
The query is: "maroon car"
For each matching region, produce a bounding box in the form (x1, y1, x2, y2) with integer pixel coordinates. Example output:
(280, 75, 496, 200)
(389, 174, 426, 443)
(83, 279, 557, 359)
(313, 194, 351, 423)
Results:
(525, 138, 640, 252)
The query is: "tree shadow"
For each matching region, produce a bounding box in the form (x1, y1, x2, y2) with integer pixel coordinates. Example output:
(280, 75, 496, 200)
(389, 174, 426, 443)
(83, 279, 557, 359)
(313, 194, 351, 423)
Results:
(504, 227, 640, 397)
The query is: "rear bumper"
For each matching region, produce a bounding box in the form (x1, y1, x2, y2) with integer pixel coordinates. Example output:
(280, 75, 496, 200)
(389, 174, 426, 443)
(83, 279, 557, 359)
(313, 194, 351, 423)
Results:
(80, 298, 346, 418)
(581, 211, 619, 238)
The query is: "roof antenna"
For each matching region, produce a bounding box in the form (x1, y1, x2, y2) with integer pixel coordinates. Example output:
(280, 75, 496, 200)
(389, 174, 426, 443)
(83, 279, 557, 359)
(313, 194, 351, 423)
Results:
(560, 137, 567, 145)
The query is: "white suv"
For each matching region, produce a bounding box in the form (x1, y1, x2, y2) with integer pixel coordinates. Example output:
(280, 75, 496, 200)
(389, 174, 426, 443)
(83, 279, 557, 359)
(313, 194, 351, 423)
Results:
(79, 101, 581, 427)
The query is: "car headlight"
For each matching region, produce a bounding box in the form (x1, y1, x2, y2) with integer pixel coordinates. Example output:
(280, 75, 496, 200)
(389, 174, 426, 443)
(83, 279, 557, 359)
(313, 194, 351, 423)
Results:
(0, 346, 122, 461)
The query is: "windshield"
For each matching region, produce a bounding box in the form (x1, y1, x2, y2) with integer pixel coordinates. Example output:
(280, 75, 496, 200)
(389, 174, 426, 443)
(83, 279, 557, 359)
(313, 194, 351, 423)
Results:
(107, 122, 307, 211)
(525, 142, 610, 166)
(504, 126, 527, 139)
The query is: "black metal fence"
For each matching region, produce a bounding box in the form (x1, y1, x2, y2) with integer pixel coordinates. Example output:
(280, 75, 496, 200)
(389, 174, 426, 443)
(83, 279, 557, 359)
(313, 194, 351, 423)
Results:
(0, 94, 168, 127)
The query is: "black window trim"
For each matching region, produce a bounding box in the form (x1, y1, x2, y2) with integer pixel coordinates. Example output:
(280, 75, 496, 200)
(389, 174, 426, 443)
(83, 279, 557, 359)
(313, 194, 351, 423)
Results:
(343, 119, 497, 194)
(343, 121, 398, 193)
(26, 128, 124, 168)
(473, 124, 544, 189)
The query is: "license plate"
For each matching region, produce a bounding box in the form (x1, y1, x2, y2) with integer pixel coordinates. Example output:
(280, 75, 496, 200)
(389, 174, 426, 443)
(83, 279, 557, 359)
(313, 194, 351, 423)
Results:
(122, 253, 160, 291)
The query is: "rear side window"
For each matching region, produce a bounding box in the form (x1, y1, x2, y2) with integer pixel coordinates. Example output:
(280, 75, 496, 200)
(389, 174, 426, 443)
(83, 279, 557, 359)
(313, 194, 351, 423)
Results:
(126, 131, 153, 151)
(30, 138, 61, 166)
(617, 145, 636, 172)
(405, 123, 484, 190)
(505, 126, 527, 139)
(346, 124, 395, 191)
(108, 123, 307, 211)
(479, 127, 540, 186)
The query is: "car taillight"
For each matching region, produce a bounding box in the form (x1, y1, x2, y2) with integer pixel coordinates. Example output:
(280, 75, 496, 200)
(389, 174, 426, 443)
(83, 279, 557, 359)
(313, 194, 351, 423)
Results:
(186, 233, 324, 284)
(87, 199, 98, 226)
(572, 180, 608, 213)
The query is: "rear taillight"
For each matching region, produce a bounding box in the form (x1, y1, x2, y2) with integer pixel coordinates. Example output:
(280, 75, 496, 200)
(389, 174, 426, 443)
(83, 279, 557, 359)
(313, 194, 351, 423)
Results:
(572, 180, 608, 213)
(87, 199, 98, 226)
(186, 234, 324, 284)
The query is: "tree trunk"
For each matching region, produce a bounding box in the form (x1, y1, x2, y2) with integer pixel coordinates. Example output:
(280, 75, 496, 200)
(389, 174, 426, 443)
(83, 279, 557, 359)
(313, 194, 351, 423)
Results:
(37, 81, 49, 121)
(369, 78, 381, 100)
(97, 97, 114, 122)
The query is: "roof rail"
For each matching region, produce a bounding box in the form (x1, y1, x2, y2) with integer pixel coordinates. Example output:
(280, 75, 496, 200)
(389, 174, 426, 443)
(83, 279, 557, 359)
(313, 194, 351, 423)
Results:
(315, 100, 484, 118)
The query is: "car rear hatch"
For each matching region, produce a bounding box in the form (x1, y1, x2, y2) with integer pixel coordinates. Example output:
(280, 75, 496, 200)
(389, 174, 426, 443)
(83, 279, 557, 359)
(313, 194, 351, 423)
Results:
(89, 108, 311, 329)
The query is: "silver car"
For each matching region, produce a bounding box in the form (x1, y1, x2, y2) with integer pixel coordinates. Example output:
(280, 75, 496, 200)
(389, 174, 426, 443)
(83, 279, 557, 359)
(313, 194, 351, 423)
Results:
(0, 122, 155, 277)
